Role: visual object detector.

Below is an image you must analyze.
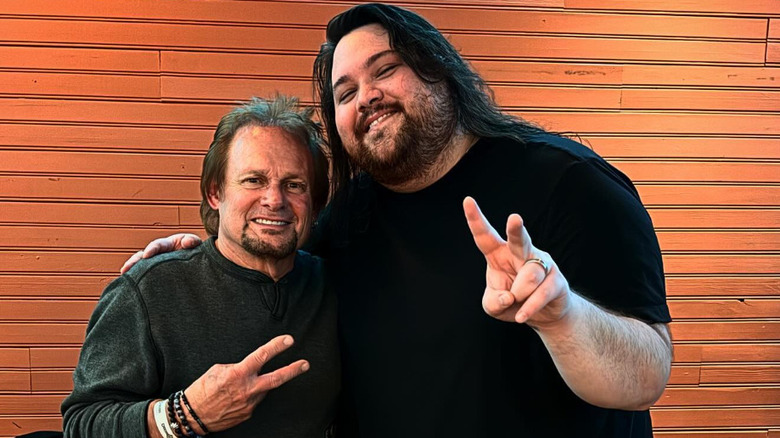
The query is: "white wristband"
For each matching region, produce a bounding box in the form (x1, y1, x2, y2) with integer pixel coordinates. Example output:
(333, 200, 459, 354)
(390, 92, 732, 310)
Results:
(153, 400, 176, 438)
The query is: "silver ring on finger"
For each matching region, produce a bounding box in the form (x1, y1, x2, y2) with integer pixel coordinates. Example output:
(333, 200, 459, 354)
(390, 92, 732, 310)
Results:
(524, 257, 550, 276)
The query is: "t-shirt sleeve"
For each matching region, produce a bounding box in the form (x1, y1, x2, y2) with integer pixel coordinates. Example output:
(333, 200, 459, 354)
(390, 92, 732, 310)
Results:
(540, 159, 671, 324)
(61, 275, 160, 437)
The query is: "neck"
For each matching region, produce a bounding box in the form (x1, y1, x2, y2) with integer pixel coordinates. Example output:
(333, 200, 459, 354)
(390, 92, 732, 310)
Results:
(381, 131, 479, 193)
(214, 237, 295, 282)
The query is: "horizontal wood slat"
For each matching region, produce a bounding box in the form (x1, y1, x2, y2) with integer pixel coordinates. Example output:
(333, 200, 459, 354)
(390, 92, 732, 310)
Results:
(0, 275, 112, 297)
(0, 300, 97, 321)
(620, 89, 780, 112)
(620, 65, 780, 88)
(0, 124, 211, 152)
(651, 407, 780, 428)
(0, 417, 63, 436)
(670, 322, 780, 342)
(450, 34, 766, 64)
(0, 395, 65, 415)
(673, 343, 780, 362)
(585, 137, 780, 160)
(0, 176, 199, 202)
(637, 185, 780, 207)
(0, 18, 325, 52)
(657, 232, 780, 251)
(0, 372, 30, 391)
(669, 299, 780, 319)
(0, 71, 160, 100)
(520, 112, 780, 136)
(612, 162, 780, 184)
(31, 370, 71, 392)
(0, 226, 204, 250)
(700, 365, 780, 384)
(0, 151, 202, 177)
(647, 209, 780, 229)
(0, 349, 29, 368)
(30, 348, 80, 368)
(563, 0, 780, 15)
(666, 278, 780, 298)
(0, 252, 134, 274)
(663, 254, 779, 275)
(768, 43, 780, 65)
(0, 201, 183, 226)
(0, 324, 86, 345)
(655, 387, 780, 407)
(0, 46, 159, 72)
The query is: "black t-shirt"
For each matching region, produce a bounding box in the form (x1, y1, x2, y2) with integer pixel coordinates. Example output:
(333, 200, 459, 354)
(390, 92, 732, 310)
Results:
(327, 134, 670, 438)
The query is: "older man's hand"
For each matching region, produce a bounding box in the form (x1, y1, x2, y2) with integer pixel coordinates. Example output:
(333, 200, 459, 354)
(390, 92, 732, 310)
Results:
(120, 233, 203, 274)
(180, 335, 309, 434)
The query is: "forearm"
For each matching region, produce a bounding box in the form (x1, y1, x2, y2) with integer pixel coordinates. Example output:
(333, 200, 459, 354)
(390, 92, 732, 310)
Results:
(535, 292, 672, 411)
(63, 399, 151, 437)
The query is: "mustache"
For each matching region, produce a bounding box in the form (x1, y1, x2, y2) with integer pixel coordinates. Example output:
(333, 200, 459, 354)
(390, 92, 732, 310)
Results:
(355, 102, 404, 137)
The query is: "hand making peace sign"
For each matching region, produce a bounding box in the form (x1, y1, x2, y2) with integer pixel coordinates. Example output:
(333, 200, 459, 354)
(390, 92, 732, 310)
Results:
(463, 196, 573, 329)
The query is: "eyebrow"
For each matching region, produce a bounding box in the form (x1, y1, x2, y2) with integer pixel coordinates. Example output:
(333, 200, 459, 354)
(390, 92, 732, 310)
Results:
(332, 49, 396, 92)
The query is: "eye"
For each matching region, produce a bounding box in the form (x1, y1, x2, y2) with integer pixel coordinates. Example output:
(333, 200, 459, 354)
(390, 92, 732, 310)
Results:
(242, 177, 264, 187)
(286, 181, 307, 194)
(376, 64, 398, 78)
(337, 89, 355, 104)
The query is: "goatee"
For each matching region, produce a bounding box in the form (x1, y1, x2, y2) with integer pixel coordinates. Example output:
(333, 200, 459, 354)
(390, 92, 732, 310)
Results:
(241, 227, 298, 260)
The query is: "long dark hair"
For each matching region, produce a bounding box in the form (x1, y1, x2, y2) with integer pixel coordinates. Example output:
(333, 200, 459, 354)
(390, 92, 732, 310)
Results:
(314, 3, 547, 199)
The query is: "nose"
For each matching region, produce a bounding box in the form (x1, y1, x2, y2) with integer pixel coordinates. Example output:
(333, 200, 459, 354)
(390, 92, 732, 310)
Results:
(357, 85, 383, 112)
(260, 184, 285, 211)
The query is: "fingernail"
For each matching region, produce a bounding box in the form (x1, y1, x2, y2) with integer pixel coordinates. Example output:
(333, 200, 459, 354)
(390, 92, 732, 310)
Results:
(284, 336, 294, 346)
(498, 294, 509, 306)
(301, 362, 310, 372)
(516, 312, 528, 323)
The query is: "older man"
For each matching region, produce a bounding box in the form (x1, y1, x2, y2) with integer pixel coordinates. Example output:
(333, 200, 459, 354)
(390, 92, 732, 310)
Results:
(63, 96, 338, 437)
(126, 4, 672, 437)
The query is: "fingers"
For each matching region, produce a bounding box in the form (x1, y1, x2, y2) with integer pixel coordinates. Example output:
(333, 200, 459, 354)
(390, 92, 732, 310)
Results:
(142, 236, 176, 258)
(119, 250, 144, 274)
(463, 196, 504, 256)
(254, 359, 310, 393)
(237, 335, 295, 375)
(506, 213, 533, 261)
(482, 287, 517, 320)
(516, 267, 566, 324)
(180, 234, 203, 249)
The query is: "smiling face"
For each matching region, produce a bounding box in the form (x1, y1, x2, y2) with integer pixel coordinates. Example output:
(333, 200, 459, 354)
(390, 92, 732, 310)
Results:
(208, 125, 314, 270)
(330, 23, 457, 187)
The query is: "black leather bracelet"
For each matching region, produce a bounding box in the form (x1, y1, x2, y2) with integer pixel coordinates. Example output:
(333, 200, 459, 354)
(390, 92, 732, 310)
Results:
(174, 390, 201, 438)
(181, 390, 210, 434)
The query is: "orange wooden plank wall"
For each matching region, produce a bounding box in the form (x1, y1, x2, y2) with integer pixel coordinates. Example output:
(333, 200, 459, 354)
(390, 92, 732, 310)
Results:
(0, 0, 778, 436)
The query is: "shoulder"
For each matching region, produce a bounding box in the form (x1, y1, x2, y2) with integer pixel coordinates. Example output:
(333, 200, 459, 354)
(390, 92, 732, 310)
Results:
(124, 246, 207, 282)
(293, 249, 325, 277)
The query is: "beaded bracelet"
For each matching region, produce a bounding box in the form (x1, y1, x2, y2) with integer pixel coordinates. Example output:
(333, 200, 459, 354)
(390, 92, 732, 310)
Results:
(181, 390, 210, 434)
(167, 392, 184, 437)
(174, 390, 202, 438)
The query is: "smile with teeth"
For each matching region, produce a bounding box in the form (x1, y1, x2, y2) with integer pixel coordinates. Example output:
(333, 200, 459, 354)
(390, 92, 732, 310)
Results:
(366, 111, 396, 132)
(252, 218, 291, 226)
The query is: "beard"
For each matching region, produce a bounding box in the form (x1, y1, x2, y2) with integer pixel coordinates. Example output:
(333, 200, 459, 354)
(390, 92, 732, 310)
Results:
(240, 226, 298, 260)
(349, 83, 457, 187)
